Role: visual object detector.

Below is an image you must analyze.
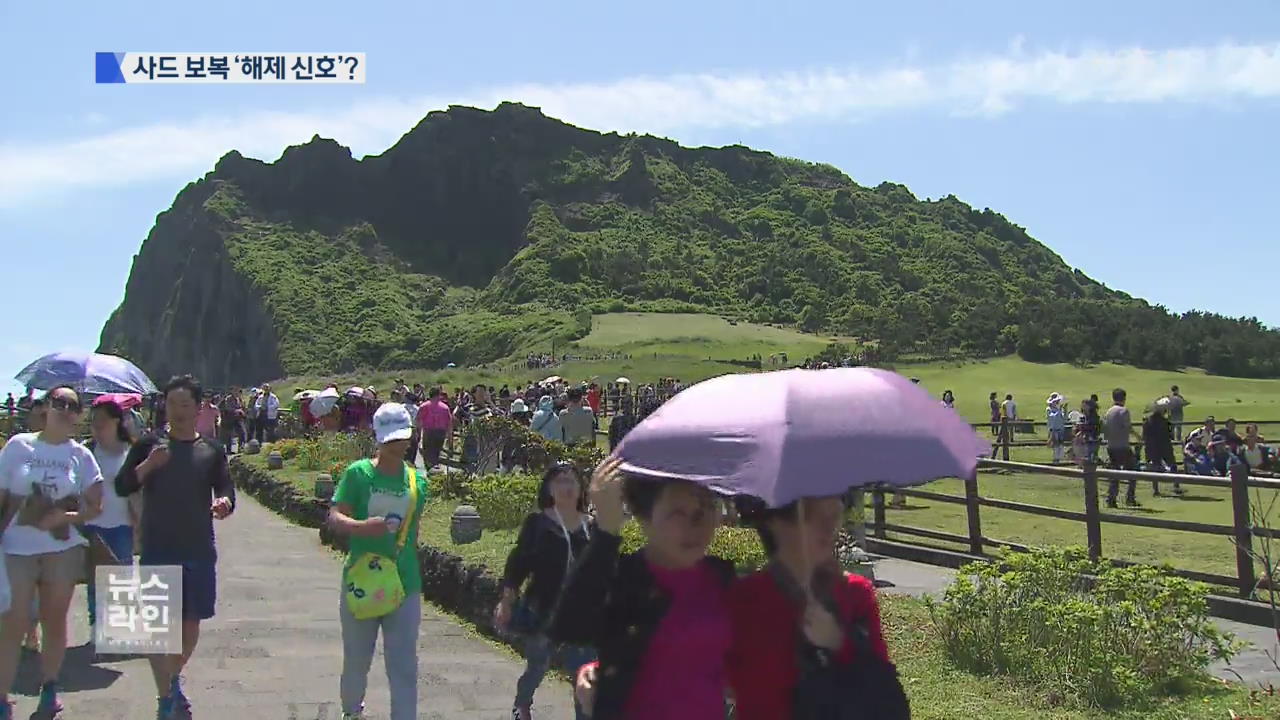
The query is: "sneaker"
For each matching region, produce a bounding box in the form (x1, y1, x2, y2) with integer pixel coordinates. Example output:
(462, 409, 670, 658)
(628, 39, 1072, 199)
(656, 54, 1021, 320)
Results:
(33, 682, 62, 718)
(170, 675, 192, 715)
(512, 705, 533, 720)
(155, 695, 175, 720)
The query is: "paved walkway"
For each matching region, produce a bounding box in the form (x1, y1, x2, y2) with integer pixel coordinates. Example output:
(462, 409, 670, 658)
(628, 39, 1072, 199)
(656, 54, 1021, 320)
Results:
(872, 557, 1280, 687)
(15, 495, 574, 720)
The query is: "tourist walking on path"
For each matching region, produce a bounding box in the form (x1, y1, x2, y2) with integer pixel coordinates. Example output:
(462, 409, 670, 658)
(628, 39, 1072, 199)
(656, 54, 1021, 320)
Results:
(0, 384, 105, 720)
(531, 396, 562, 443)
(195, 393, 220, 442)
(1103, 387, 1143, 508)
(327, 402, 428, 720)
(495, 463, 596, 720)
(559, 388, 596, 447)
(116, 375, 236, 720)
(552, 458, 735, 720)
(217, 389, 245, 455)
(416, 387, 452, 469)
(83, 397, 137, 633)
(727, 495, 906, 720)
(254, 384, 280, 443)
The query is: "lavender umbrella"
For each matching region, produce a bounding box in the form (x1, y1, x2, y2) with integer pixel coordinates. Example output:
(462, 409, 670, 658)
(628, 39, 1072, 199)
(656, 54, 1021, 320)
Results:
(15, 351, 158, 396)
(615, 367, 988, 508)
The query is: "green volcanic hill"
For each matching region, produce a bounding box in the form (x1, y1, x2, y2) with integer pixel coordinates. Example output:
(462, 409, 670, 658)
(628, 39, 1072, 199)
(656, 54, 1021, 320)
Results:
(98, 102, 1280, 387)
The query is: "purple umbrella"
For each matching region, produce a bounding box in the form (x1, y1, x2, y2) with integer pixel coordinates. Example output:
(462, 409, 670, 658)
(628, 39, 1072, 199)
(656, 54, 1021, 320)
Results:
(15, 351, 158, 396)
(615, 367, 988, 508)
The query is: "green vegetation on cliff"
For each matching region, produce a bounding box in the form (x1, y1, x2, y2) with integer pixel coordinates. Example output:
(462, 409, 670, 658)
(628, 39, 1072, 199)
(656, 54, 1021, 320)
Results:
(102, 103, 1280, 384)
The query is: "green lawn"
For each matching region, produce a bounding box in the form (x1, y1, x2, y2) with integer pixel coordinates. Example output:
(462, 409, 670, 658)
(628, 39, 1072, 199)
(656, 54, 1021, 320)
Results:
(879, 471, 1280, 583)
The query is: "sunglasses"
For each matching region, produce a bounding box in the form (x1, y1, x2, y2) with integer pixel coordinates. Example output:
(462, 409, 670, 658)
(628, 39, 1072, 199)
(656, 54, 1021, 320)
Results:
(48, 397, 81, 413)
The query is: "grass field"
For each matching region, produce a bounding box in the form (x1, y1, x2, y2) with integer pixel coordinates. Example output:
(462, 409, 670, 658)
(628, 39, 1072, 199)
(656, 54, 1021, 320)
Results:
(271, 312, 1280, 583)
(242, 453, 1279, 719)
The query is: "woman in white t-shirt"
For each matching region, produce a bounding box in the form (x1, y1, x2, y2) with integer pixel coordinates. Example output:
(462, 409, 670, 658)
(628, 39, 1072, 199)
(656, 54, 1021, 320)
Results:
(0, 385, 104, 720)
(83, 398, 137, 633)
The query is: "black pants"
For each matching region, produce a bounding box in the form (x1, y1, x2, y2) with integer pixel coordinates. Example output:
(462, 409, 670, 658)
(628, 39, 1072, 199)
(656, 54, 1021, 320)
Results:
(421, 428, 447, 467)
(1106, 447, 1138, 503)
(406, 428, 420, 465)
(255, 418, 277, 443)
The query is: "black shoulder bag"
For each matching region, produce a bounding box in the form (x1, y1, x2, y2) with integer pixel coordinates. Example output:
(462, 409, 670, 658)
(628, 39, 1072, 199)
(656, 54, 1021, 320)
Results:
(769, 563, 911, 720)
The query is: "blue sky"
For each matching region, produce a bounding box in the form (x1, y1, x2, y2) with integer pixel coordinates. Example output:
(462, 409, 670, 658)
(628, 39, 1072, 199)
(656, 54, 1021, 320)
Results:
(2, 1, 1278, 396)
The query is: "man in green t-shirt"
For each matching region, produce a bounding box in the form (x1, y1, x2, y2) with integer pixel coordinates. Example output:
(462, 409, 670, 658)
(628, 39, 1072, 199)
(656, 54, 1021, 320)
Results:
(328, 402, 428, 720)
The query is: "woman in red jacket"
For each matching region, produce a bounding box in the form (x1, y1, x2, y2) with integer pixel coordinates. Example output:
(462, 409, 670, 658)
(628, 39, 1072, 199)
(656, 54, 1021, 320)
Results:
(726, 494, 903, 720)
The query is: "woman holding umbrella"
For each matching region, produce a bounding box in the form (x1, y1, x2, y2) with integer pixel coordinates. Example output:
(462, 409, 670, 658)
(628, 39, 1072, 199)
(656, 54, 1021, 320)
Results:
(568, 368, 972, 718)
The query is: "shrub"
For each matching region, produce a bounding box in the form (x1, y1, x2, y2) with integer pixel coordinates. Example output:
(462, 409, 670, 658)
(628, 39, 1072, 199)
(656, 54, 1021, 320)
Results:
(298, 433, 370, 471)
(470, 473, 540, 530)
(272, 438, 306, 460)
(428, 469, 470, 501)
(619, 522, 766, 571)
(925, 547, 1239, 708)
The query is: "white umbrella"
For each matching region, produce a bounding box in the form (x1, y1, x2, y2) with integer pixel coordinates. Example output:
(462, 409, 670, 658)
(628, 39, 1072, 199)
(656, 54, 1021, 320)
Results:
(616, 377, 632, 385)
(542, 375, 562, 385)
(310, 388, 341, 417)
(294, 389, 320, 401)
(345, 386, 365, 397)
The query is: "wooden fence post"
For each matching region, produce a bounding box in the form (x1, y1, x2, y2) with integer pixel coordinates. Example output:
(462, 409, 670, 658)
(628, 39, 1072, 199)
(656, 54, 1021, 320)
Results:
(1229, 462, 1256, 599)
(963, 472, 983, 555)
(849, 487, 867, 549)
(1082, 461, 1102, 563)
(872, 486, 886, 540)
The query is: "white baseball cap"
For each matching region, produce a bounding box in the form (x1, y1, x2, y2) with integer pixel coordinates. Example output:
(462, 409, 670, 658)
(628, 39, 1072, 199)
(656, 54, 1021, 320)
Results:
(373, 403, 413, 445)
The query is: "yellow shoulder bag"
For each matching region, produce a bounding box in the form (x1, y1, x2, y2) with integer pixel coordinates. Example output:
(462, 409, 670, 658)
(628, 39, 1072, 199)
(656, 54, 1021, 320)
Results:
(343, 464, 418, 620)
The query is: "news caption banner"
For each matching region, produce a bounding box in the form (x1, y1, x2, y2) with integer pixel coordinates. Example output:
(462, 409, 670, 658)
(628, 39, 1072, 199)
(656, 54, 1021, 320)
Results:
(94, 565, 183, 655)
(95, 53, 365, 83)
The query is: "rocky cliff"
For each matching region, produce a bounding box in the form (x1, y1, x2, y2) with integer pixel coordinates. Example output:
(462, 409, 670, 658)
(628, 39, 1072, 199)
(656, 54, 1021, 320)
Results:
(98, 102, 1280, 386)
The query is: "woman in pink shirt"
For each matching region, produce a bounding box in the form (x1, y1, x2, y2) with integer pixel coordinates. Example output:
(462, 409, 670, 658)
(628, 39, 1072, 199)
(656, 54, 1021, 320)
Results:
(549, 458, 733, 720)
(195, 394, 220, 439)
(416, 387, 453, 468)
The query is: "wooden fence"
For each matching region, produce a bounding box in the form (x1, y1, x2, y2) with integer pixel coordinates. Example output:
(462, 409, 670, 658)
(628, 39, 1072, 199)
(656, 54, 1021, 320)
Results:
(858, 459, 1280, 598)
(980, 417, 1280, 462)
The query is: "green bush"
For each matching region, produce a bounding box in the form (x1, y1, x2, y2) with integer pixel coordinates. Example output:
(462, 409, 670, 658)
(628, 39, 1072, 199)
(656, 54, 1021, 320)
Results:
(297, 433, 371, 471)
(428, 470, 470, 501)
(925, 547, 1239, 709)
(470, 473, 540, 529)
(619, 521, 766, 571)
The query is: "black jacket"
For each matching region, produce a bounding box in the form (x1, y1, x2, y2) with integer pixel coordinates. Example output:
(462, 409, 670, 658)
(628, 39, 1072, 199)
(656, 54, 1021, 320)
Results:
(548, 530, 736, 720)
(1143, 414, 1176, 464)
(501, 511, 594, 618)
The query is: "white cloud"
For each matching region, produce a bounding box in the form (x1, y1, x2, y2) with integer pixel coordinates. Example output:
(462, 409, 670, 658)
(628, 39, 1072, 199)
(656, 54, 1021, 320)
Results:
(2, 41, 1278, 207)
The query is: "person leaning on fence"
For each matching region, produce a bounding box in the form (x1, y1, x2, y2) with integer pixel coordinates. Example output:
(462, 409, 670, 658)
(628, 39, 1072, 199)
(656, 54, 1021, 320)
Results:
(1103, 388, 1143, 508)
(1240, 425, 1274, 473)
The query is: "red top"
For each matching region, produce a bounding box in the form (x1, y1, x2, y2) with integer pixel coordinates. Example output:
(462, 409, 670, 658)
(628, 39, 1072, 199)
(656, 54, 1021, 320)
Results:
(301, 398, 315, 426)
(726, 570, 889, 720)
(587, 388, 601, 414)
(622, 559, 732, 720)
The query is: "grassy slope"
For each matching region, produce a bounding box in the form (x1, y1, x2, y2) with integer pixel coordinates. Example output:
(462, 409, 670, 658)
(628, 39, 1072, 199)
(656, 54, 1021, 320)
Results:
(243, 453, 1280, 719)
(270, 313, 1280, 579)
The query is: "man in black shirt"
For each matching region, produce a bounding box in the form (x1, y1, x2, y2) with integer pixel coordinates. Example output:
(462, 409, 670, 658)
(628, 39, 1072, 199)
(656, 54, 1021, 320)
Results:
(117, 375, 235, 720)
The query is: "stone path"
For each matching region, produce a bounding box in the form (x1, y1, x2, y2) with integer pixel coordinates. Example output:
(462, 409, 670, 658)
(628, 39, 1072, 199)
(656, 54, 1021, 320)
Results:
(13, 495, 575, 720)
(872, 557, 1280, 688)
